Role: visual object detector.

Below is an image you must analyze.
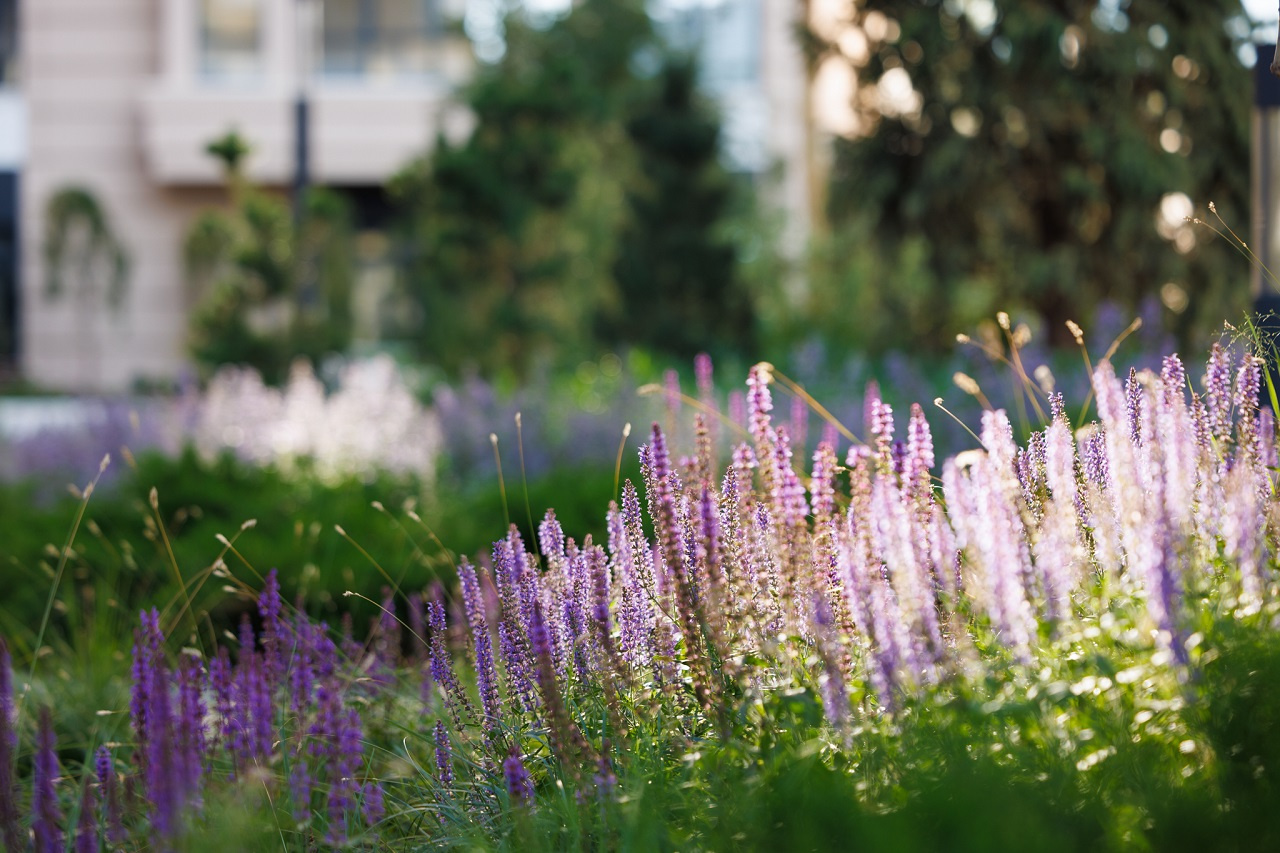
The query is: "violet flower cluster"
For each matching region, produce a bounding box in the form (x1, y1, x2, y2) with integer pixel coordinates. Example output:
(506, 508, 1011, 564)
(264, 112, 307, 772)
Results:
(0, 569, 387, 848)
(0, 346, 1274, 837)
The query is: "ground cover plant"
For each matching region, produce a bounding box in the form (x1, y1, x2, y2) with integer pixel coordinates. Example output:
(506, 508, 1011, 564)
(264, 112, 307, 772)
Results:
(1, 342, 1277, 851)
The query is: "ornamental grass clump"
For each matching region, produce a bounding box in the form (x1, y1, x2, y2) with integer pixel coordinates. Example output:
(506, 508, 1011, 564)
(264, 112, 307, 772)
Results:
(0, 345, 1278, 848)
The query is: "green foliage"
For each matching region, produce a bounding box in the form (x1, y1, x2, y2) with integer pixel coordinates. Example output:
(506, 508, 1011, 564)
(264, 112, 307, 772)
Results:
(186, 133, 355, 384)
(0, 450, 431, 643)
(41, 186, 129, 309)
(0, 448, 632, 646)
(815, 0, 1252, 354)
(606, 57, 755, 361)
(391, 2, 759, 379)
(391, 0, 654, 380)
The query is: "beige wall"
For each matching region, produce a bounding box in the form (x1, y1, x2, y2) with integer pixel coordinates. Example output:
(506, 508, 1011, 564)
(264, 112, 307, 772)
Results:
(21, 0, 471, 392)
(22, 0, 203, 392)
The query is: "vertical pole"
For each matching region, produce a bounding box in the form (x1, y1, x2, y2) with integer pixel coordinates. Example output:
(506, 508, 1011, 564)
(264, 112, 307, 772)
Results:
(293, 95, 309, 224)
(294, 0, 315, 308)
(293, 0, 312, 228)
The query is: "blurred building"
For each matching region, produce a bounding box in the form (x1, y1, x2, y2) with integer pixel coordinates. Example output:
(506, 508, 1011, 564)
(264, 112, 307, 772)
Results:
(0, 0, 18, 377)
(5, 0, 816, 392)
(11, 0, 471, 391)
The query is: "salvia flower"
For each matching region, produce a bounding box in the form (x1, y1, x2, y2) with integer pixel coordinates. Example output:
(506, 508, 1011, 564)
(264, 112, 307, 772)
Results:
(0, 638, 20, 853)
(96, 745, 125, 845)
(1205, 342, 1234, 444)
(361, 781, 385, 827)
(503, 748, 535, 805)
(434, 719, 454, 786)
(459, 559, 502, 732)
(33, 707, 64, 853)
(257, 568, 285, 689)
(74, 776, 98, 853)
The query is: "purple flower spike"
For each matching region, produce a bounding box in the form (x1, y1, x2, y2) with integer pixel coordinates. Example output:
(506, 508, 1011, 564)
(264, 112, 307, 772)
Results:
(503, 748, 535, 805)
(427, 591, 472, 729)
(594, 752, 618, 799)
(96, 746, 125, 845)
(747, 363, 775, 453)
(809, 441, 838, 522)
(371, 586, 400, 689)
(361, 781, 385, 826)
(327, 708, 364, 844)
(695, 352, 714, 400)
(1205, 342, 1234, 444)
(130, 608, 164, 764)
(906, 402, 935, 492)
(408, 592, 427, 662)
(459, 559, 502, 732)
(75, 775, 98, 853)
(290, 759, 312, 823)
(0, 638, 20, 853)
(434, 719, 454, 786)
(33, 707, 64, 853)
(145, 659, 181, 841)
(176, 653, 207, 806)
(790, 394, 809, 460)
(258, 568, 284, 689)
(664, 368, 682, 427)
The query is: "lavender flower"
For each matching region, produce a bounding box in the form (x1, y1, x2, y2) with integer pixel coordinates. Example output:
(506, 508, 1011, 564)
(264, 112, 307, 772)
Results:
(458, 559, 502, 732)
(95, 746, 125, 846)
(370, 586, 400, 690)
(1125, 367, 1144, 444)
(75, 777, 98, 853)
(1205, 342, 1234, 444)
(906, 402, 935, 496)
(663, 368, 682, 431)
(408, 592, 427, 663)
(209, 647, 235, 752)
(257, 568, 285, 689)
(594, 752, 618, 799)
(327, 708, 363, 844)
(130, 608, 164, 763)
(434, 719, 454, 786)
(810, 441, 838, 522)
(0, 638, 19, 853)
(33, 708, 63, 853)
(361, 781, 385, 826)
(145, 658, 181, 841)
(290, 759, 313, 823)
(176, 653, 207, 806)
(1235, 355, 1263, 465)
(503, 748, 534, 805)
(291, 617, 318, 715)
(790, 394, 809, 460)
(811, 594, 848, 728)
(427, 587, 473, 729)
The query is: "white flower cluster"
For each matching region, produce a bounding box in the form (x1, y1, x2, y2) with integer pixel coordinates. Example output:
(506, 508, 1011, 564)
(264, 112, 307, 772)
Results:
(195, 356, 440, 483)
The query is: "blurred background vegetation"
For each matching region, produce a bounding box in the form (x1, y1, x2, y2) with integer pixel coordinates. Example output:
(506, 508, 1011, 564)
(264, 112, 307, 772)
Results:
(4, 0, 1267, 639)
(178, 0, 1259, 385)
(370, 1, 1251, 377)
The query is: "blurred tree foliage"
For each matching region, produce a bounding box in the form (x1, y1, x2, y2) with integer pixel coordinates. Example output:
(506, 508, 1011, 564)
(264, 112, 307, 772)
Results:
(185, 131, 355, 384)
(809, 0, 1252, 353)
(390, 0, 756, 379)
(606, 58, 753, 360)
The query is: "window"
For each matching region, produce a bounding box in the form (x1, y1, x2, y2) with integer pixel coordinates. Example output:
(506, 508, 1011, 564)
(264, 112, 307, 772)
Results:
(321, 0, 445, 81)
(200, 0, 263, 81)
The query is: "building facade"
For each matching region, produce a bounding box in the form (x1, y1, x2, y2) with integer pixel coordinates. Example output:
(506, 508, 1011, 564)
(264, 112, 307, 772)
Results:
(11, 0, 814, 392)
(18, 0, 471, 391)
